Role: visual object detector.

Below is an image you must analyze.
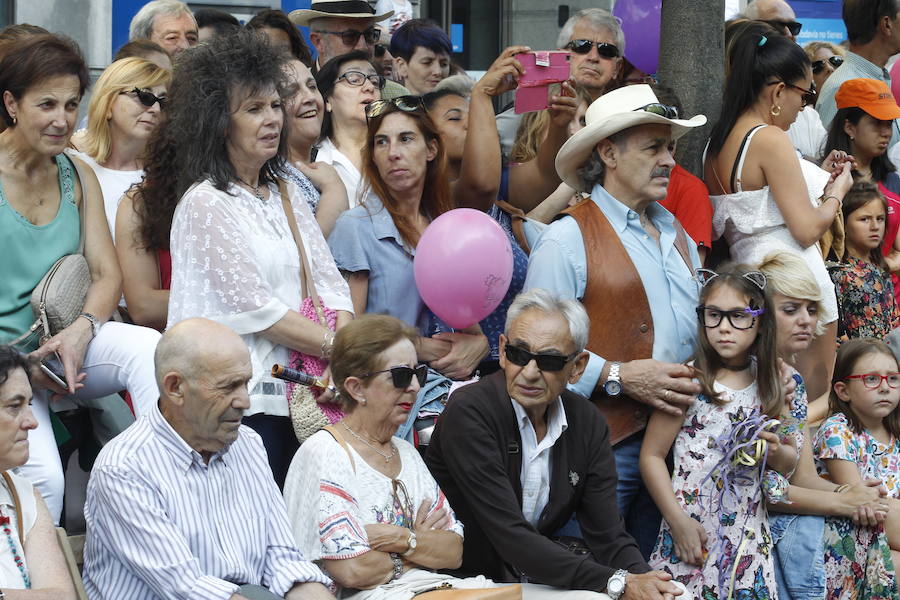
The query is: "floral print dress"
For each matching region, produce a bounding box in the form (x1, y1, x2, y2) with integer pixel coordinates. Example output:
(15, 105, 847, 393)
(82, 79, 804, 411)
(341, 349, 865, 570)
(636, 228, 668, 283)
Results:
(814, 412, 900, 600)
(834, 257, 899, 341)
(649, 377, 782, 600)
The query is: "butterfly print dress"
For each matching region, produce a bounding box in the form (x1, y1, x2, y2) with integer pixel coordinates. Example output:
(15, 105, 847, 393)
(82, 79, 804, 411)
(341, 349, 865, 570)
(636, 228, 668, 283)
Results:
(649, 378, 778, 600)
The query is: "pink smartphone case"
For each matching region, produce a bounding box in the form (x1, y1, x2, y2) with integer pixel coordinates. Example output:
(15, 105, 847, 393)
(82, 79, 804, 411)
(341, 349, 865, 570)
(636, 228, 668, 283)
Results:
(514, 51, 571, 114)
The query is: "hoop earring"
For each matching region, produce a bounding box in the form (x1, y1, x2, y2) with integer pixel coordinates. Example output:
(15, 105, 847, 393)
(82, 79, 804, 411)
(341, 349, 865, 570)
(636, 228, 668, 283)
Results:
(770, 105, 782, 117)
(10, 115, 15, 125)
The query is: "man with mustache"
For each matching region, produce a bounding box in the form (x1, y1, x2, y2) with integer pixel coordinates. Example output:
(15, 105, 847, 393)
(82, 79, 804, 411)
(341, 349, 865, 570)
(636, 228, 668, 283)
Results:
(523, 85, 707, 558)
(83, 318, 334, 600)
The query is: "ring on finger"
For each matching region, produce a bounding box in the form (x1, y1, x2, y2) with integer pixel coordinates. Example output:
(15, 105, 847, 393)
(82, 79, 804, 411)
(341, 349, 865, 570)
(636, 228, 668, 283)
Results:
(664, 389, 671, 400)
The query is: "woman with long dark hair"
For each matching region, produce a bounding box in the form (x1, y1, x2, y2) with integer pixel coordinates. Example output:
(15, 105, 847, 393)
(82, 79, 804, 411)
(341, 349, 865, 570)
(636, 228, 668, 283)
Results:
(163, 29, 353, 486)
(705, 22, 853, 410)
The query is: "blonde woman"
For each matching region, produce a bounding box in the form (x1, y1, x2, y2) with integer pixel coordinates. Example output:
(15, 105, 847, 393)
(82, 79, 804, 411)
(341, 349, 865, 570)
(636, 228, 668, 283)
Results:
(70, 57, 170, 238)
(803, 41, 845, 99)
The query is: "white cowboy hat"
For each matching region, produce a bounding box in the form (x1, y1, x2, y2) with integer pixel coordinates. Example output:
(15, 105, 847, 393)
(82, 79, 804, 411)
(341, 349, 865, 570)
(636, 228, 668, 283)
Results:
(289, 0, 393, 27)
(555, 84, 707, 192)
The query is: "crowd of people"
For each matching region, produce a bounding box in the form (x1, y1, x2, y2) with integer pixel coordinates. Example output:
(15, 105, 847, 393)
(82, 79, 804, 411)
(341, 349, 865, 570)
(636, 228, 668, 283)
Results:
(3, 0, 900, 598)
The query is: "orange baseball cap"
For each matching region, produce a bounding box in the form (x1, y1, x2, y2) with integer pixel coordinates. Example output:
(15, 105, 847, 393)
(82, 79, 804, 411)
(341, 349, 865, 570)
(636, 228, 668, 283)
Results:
(835, 78, 900, 121)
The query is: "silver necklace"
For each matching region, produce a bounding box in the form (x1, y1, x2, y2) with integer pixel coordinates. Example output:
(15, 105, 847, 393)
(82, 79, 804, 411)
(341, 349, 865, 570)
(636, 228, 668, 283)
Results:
(342, 421, 396, 463)
(236, 177, 263, 200)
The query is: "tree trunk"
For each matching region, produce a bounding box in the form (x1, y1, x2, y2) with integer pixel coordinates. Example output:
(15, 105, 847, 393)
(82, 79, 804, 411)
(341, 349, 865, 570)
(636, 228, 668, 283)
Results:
(657, 0, 725, 177)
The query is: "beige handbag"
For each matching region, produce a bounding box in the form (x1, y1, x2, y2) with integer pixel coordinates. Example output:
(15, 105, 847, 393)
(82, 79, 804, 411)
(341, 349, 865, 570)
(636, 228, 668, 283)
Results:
(10, 156, 92, 347)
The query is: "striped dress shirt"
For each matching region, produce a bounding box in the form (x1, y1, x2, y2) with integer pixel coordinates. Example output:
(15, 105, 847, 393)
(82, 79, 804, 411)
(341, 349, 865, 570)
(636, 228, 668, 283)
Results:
(83, 405, 330, 599)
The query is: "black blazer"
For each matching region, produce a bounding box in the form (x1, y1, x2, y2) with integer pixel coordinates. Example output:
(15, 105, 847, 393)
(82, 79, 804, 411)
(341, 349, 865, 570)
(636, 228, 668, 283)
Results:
(425, 371, 650, 592)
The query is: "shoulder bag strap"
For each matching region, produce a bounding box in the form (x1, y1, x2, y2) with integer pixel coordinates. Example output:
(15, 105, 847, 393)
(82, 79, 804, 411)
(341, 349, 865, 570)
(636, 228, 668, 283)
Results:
(62, 152, 87, 256)
(278, 179, 327, 326)
(1, 472, 24, 543)
(323, 424, 356, 473)
(494, 200, 531, 255)
(672, 221, 693, 272)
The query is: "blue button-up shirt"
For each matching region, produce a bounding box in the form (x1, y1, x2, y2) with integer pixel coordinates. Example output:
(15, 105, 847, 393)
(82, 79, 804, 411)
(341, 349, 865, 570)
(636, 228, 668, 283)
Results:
(523, 185, 701, 398)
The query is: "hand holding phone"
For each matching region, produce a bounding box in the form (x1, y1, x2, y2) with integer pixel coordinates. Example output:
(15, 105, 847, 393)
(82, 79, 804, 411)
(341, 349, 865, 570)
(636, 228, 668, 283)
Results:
(514, 51, 571, 114)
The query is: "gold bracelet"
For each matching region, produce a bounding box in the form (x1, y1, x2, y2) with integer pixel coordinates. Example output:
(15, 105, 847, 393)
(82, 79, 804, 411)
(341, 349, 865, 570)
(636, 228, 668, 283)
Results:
(835, 483, 850, 493)
(823, 195, 841, 207)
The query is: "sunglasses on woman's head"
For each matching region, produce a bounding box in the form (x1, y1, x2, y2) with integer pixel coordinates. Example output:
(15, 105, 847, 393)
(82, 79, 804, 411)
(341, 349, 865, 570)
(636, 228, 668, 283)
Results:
(364, 95, 425, 121)
(564, 39, 620, 59)
(122, 87, 167, 109)
(811, 56, 843, 74)
(504, 343, 578, 372)
(335, 70, 386, 90)
(360, 364, 428, 389)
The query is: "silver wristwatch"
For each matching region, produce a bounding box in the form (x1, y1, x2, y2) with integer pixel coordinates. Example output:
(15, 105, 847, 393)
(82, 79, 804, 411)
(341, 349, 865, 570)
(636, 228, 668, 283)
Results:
(78, 312, 100, 338)
(603, 362, 622, 397)
(606, 569, 628, 600)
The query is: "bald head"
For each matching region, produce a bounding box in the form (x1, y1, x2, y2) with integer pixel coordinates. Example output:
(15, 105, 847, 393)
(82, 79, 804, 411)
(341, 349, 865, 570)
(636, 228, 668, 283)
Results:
(745, 0, 799, 40)
(154, 318, 247, 394)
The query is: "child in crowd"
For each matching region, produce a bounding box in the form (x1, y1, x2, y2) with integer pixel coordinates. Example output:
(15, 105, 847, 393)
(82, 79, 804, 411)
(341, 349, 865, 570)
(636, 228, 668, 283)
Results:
(641, 264, 799, 599)
(834, 181, 899, 341)
(815, 338, 900, 569)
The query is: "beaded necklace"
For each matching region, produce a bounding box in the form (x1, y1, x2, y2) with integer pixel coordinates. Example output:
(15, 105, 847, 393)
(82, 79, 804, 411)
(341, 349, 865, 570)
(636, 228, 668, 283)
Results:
(0, 509, 29, 588)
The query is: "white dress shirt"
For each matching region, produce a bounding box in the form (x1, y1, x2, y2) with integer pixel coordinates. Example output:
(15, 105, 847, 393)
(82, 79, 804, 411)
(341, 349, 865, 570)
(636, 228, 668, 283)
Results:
(511, 396, 568, 526)
(83, 405, 330, 599)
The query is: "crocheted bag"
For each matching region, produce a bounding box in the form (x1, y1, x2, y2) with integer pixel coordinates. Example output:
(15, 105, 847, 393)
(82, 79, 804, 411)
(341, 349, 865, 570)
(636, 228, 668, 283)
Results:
(278, 180, 345, 443)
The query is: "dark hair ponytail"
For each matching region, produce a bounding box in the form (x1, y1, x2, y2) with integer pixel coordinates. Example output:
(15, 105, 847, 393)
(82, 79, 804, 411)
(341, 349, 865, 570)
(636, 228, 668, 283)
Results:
(708, 22, 811, 157)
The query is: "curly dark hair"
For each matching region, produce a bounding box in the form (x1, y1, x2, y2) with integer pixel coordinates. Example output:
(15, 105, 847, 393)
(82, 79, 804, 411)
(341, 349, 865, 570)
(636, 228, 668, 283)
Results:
(133, 29, 292, 250)
(0, 346, 32, 388)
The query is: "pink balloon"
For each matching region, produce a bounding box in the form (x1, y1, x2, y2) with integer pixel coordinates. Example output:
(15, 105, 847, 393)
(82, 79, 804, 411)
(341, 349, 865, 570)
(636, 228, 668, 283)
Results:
(414, 209, 513, 329)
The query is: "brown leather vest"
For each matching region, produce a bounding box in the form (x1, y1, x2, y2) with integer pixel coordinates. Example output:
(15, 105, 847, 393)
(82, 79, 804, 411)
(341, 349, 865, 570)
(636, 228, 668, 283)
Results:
(562, 198, 692, 444)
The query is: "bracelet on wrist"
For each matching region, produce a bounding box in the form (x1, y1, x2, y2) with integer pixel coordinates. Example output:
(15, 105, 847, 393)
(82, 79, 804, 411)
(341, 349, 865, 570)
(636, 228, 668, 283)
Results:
(321, 330, 335, 358)
(835, 483, 850, 493)
(823, 194, 841, 207)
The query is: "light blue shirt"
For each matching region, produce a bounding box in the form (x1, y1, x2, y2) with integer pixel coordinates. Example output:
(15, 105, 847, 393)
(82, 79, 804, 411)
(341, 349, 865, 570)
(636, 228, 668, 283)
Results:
(816, 51, 900, 148)
(523, 185, 701, 398)
(328, 195, 431, 333)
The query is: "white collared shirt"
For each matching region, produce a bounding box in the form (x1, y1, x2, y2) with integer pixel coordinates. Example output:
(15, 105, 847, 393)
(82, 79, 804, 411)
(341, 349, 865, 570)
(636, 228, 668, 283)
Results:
(511, 396, 568, 526)
(314, 137, 363, 208)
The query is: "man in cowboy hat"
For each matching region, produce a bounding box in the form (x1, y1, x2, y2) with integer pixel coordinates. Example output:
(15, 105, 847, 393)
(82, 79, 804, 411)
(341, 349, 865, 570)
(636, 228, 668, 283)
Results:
(524, 84, 707, 557)
(289, 0, 393, 72)
(289, 0, 410, 100)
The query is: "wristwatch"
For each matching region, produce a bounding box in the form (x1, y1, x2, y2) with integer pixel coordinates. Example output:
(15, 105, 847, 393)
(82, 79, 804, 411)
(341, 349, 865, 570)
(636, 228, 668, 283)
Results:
(603, 362, 622, 397)
(606, 569, 628, 600)
(402, 530, 417, 557)
(78, 312, 100, 339)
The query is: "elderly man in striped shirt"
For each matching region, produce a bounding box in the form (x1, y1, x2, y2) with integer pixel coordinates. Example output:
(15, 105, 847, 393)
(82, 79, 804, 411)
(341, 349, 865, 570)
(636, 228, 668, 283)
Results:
(83, 318, 334, 600)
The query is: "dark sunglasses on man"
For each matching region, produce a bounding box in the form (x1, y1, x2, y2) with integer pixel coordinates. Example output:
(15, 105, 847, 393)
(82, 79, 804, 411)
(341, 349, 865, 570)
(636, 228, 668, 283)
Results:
(763, 19, 802, 37)
(564, 39, 620, 59)
(121, 87, 167, 110)
(360, 365, 428, 389)
(504, 343, 579, 372)
(811, 55, 843, 74)
(316, 26, 380, 46)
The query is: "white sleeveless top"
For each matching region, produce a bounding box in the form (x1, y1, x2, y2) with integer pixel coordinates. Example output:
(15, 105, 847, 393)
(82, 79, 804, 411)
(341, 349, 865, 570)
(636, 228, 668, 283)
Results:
(0, 471, 37, 589)
(710, 125, 838, 323)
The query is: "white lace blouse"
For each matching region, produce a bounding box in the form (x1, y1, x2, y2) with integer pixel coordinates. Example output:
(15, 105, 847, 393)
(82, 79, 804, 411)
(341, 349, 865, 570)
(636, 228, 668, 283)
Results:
(167, 178, 353, 417)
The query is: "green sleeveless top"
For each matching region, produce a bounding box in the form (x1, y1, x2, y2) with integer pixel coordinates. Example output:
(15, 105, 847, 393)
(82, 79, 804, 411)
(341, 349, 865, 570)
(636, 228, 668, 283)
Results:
(0, 153, 80, 351)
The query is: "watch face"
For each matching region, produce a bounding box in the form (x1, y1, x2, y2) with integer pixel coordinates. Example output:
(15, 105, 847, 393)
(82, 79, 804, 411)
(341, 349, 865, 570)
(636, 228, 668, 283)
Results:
(609, 578, 624, 594)
(604, 380, 622, 396)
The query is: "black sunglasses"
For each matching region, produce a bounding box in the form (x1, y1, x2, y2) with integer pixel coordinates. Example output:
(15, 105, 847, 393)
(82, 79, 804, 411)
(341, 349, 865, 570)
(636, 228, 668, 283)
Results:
(365, 95, 425, 120)
(360, 364, 428, 389)
(764, 19, 802, 37)
(636, 102, 679, 119)
(812, 56, 843, 74)
(565, 39, 620, 59)
(316, 26, 380, 46)
(122, 87, 166, 109)
(335, 70, 386, 90)
(504, 343, 578, 372)
(769, 80, 817, 107)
